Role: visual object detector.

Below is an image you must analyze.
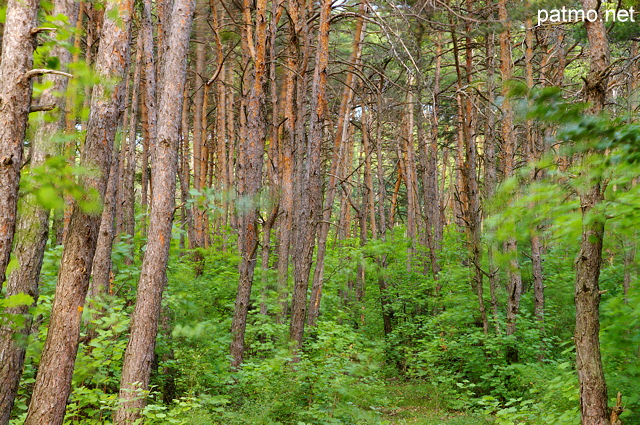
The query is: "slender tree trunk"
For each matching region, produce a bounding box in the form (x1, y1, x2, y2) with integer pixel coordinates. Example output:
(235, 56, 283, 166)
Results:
(307, 8, 366, 326)
(375, 91, 387, 239)
(574, 1, 610, 423)
(404, 78, 418, 268)
(452, 14, 488, 334)
(191, 1, 208, 250)
(230, 0, 268, 367)
(484, 31, 500, 334)
(88, 147, 119, 300)
(114, 0, 195, 422)
(498, 0, 523, 359)
(24, 0, 133, 422)
(179, 83, 192, 251)
(421, 31, 442, 281)
(0, 0, 39, 285)
(524, 6, 545, 342)
(362, 106, 377, 240)
(119, 36, 142, 244)
(276, 36, 297, 322)
(139, 0, 158, 235)
(289, 0, 331, 348)
(0, 2, 77, 421)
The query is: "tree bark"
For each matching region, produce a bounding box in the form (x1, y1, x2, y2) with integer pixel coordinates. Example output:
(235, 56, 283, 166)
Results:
(0, 2, 77, 421)
(230, 0, 268, 367)
(118, 35, 142, 245)
(0, 0, 39, 285)
(498, 0, 523, 359)
(190, 1, 208, 250)
(114, 0, 195, 421)
(88, 147, 119, 300)
(289, 0, 331, 348)
(139, 0, 158, 234)
(24, 0, 133, 422)
(307, 7, 366, 327)
(574, 1, 610, 423)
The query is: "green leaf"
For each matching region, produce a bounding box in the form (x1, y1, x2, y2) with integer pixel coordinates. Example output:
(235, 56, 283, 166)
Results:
(1, 293, 34, 309)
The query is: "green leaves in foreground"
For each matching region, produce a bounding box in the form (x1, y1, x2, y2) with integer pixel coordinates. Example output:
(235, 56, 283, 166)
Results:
(488, 87, 640, 246)
(20, 153, 102, 214)
(0, 293, 35, 329)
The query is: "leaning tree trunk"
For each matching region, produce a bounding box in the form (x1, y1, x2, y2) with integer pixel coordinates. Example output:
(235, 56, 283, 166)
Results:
(113, 0, 195, 422)
(24, 0, 133, 423)
(574, 1, 610, 424)
(0, 2, 77, 422)
(0, 0, 39, 286)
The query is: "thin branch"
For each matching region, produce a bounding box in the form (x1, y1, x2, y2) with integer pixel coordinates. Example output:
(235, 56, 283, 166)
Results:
(29, 103, 56, 113)
(21, 69, 73, 83)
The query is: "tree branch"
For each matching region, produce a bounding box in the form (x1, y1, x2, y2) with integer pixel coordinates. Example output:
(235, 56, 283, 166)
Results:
(21, 69, 73, 83)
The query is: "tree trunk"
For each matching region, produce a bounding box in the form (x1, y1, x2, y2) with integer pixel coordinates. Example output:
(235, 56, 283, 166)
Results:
(289, 0, 331, 348)
(0, 3, 77, 421)
(498, 0, 523, 360)
(276, 35, 297, 322)
(307, 7, 366, 327)
(191, 2, 208, 251)
(230, 0, 268, 368)
(114, 0, 195, 422)
(574, 1, 610, 423)
(139, 0, 158, 235)
(484, 31, 500, 334)
(421, 31, 442, 281)
(452, 14, 488, 334)
(24, 0, 133, 421)
(0, 0, 39, 285)
(88, 147, 119, 300)
(119, 35, 142, 245)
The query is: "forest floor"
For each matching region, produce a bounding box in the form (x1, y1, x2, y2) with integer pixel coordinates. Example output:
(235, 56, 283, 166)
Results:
(381, 383, 493, 425)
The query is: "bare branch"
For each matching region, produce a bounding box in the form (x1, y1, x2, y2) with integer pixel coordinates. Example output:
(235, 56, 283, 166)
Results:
(21, 69, 73, 83)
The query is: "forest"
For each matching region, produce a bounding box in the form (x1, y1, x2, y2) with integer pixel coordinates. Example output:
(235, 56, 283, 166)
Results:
(0, 0, 639, 423)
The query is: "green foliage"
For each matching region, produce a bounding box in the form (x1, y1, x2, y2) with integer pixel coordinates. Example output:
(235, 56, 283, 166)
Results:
(0, 293, 35, 329)
(20, 153, 102, 214)
(218, 322, 389, 425)
(601, 287, 640, 420)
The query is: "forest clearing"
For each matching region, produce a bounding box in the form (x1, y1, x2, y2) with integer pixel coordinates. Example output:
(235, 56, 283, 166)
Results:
(0, 0, 639, 423)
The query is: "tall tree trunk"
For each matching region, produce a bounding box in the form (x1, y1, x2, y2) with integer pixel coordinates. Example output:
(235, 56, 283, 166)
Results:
(191, 1, 208, 251)
(0, 0, 39, 285)
(24, 0, 134, 422)
(276, 33, 297, 322)
(114, 0, 195, 421)
(575, 1, 610, 423)
(289, 0, 331, 348)
(139, 0, 158, 236)
(119, 35, 142, 245)
(403, 78, 418, 268)
(524, 5, 545, 343)
(420, 31, 442, 281)
(88, 147, 119, 300)
(362, 106, 377, 240)
(179, 83, 192, 251)
(484, 31, 500, 334)
(229, 0, 268, 368)
(0, 2, 77, 421)
(498, 0, 523, 360)
(452, 13, 488, 334)
(307, 7, 366, 326)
